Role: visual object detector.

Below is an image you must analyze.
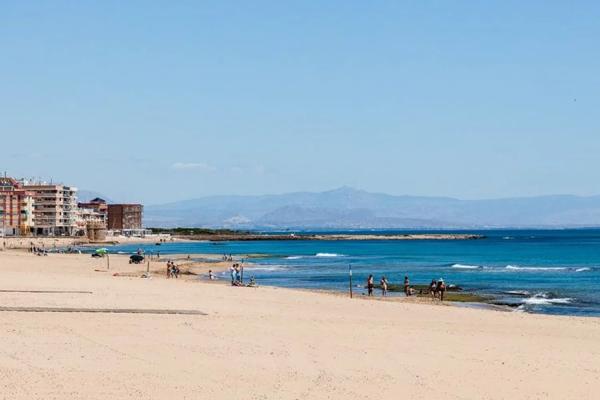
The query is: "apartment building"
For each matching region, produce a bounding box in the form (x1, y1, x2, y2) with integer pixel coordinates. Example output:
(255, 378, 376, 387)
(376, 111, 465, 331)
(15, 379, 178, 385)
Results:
(77, 197, 108, 225)
(22, 181, 79, 236)
(0, 178, 35, 236)
(107, 204, 143, 230)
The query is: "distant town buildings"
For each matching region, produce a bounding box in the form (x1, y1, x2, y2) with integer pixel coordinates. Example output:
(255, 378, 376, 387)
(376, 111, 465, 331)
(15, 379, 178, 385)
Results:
(0, 175, 144, 237)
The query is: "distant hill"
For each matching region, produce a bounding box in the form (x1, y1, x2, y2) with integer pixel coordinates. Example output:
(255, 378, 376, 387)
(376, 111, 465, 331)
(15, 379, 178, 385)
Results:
(143, 187, 600, 229)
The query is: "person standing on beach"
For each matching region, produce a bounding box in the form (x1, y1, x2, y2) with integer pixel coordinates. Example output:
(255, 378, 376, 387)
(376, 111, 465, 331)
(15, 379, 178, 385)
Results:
(367, 275, 374, 296)
(234, 264, 240, 283)
(404, 276, 410, 296)
(229, 265, 236, 285)
(380, 276, 388, 297)
(430, 279, 437, 299)
(437, 278, 446, 301)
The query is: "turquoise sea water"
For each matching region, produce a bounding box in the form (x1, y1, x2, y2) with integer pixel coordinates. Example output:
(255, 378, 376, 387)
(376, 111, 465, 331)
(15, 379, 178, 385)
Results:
(106, 229, 600, 317)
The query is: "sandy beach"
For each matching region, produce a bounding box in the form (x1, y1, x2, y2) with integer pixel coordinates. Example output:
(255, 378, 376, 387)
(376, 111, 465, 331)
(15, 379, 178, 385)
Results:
(0, 235, 183, 250)
(0, 250, 598, 399)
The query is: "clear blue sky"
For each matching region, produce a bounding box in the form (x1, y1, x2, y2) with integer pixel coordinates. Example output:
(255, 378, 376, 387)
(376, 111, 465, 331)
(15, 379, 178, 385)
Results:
(2, 1, 599, 204)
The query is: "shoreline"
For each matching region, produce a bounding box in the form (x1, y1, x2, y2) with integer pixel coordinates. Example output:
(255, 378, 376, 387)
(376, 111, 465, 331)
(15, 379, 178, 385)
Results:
(0, 249, 595, 320)
(0, 248, 562, 316)
(35, 245, 579, 317)
(21, 248, 576, 317)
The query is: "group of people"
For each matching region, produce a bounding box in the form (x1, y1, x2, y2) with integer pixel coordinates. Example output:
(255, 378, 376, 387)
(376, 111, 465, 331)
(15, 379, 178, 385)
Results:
(229, 263, 243, 285)
(227, 263, 257, 287)
(29, 245, 48, 256)
(367, 275, 390, 297)
(366, 275, 447, 301)
(222, 254, 234, 262)
(166, 260, 180, 279)
(429, 278, 447, 301)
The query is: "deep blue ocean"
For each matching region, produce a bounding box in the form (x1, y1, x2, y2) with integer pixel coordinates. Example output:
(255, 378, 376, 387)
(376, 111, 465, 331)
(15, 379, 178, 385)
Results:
(105, 229, 600, 317)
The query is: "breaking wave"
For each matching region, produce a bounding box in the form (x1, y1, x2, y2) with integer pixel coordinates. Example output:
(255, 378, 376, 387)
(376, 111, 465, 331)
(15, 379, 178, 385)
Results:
(451, 263, 482, 270)
(244, 265, 287, 272)
(447, 264, 597, 273)
(315, 253, 345, 258)
(503, 290, 531, 296)
(505, 265, 567, 271)
(522, 293, 572, 305)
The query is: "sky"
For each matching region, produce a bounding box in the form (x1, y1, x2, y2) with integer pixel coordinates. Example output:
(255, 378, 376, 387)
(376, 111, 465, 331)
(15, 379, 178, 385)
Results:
(2, 1, 599, 204)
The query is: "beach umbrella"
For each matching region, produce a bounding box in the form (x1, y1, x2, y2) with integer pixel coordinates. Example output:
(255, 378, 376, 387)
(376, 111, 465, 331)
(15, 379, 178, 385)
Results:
(95, 248, 108, 254)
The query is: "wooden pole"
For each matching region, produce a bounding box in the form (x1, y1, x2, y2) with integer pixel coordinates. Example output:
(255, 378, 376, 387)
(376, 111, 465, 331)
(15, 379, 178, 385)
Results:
(349, 264, 353, 298)
(106, 254, 110, 270)
(240, 258, 244, 283)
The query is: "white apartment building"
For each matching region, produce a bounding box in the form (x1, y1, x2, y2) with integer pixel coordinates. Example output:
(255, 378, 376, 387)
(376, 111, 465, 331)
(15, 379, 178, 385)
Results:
(21, 181, 79, 236)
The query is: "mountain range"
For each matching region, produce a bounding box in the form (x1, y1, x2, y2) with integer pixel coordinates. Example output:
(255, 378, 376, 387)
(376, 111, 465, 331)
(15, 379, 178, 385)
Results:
(140, 187, 600, 229)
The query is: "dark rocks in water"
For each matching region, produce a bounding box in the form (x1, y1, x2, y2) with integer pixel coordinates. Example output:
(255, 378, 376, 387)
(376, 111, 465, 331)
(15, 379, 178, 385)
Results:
(375, 283, 463, 292)
(489, 301, 522, 308)
(500, 290, 530, 297)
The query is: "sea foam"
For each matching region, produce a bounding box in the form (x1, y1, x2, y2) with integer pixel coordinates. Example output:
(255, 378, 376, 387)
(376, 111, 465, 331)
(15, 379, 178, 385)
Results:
(523, 293, 572, 305)
(244, 265, 286, 272)
(451, 263, 482, 270)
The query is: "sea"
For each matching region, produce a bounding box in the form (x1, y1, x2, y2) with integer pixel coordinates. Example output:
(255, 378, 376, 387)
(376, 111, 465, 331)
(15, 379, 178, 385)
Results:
(103, 229, 600, 317)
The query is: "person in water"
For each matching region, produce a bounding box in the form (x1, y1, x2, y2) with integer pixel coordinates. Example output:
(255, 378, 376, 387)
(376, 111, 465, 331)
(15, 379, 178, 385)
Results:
(367, 275, 374, 296)
(380, 276, 388, 297)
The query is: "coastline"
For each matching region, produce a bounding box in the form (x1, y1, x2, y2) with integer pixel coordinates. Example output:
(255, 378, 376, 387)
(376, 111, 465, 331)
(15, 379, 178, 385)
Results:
(0, 249, 592, 317)
(31, 244, 564, 314)
(168, 232, 485, 241)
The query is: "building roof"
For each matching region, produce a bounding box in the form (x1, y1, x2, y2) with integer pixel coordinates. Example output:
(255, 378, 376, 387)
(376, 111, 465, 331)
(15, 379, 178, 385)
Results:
(0, 177, 20, 188)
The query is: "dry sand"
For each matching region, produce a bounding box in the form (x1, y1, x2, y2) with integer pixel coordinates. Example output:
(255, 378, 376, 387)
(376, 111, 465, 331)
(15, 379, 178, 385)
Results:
(0, 250, 598, 399)
(0, 235, 183, 250)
